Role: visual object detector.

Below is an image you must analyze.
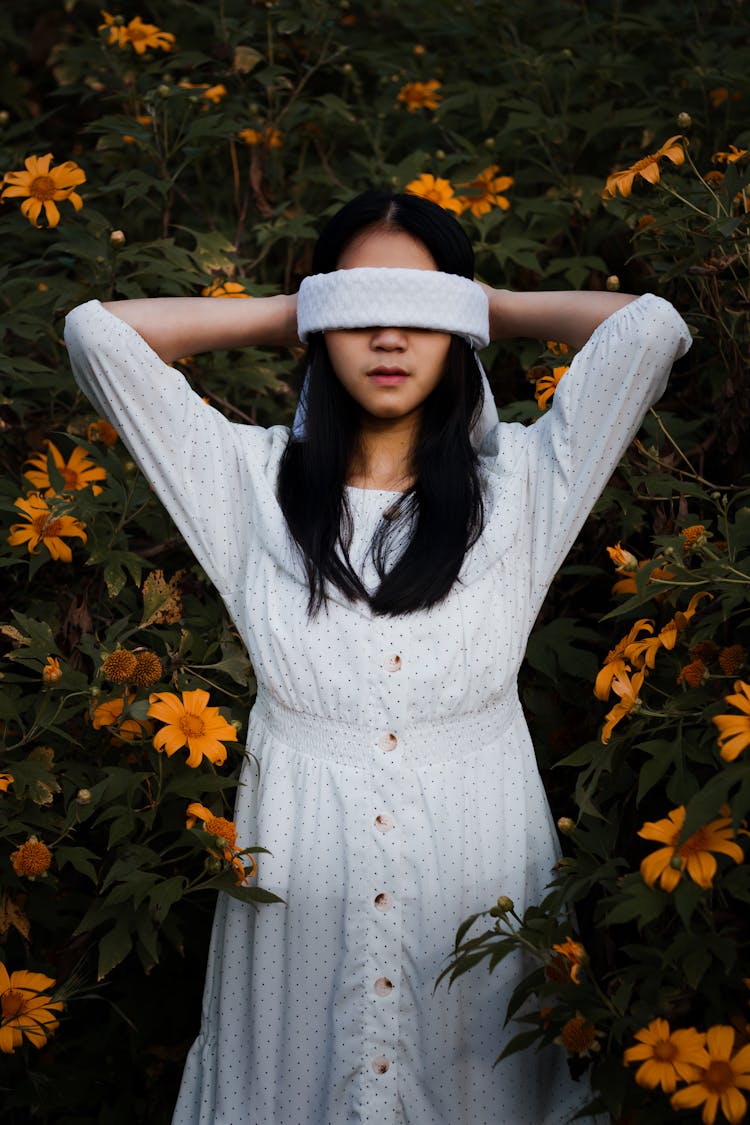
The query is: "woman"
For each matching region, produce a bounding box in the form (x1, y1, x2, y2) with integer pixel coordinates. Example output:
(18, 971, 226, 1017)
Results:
(64, 190, 691, 1125)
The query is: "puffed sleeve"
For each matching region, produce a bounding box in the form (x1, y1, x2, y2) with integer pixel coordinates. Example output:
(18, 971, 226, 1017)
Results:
(64, 299, 286, 598)
(508, 293, 691, 622)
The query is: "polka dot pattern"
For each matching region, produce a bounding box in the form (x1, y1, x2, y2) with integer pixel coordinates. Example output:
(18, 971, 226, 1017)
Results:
(64, 295, 691, 1125)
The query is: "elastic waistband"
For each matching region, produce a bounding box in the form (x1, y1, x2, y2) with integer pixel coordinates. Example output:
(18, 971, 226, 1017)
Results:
(251, 690, 522, 767)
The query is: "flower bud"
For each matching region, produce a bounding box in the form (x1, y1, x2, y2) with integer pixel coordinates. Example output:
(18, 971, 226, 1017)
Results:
(341, 63, 353, 75)
(413, 44, 426, 56)
(76, 788, 92, 805)
(484, 137, 496, 149)
(495, 895, 514, 914)
(677, 112, 692, 129)
(204, 856, 222, 874)
(605, 275, 620, 292)
(435, 149, 446, 160)
(669, 854, 685, 870)
(123, 460, 138, 476)
(110, 229, 126, 247)
(230, 718, 243, 731)
(557, 816, 576, 835)
(0, 111, 9, 127)
(157, 84, 171, 98)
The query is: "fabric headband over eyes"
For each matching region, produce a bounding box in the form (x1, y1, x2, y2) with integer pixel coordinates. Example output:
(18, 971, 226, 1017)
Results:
(296, 267, 490, 350)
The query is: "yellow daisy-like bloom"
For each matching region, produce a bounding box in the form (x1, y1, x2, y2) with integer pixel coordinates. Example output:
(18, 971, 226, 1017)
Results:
(238, 126, 283, 149)
(42, 656, 62, 684)
(600, 669, 645, 743)
(202, 84, 227, 104)
(594, 619, 653, 701)
(10, 837, 52, 879)
(712, 146, 747, 165)
(147, 689, 238, 769)
(201, 279, 251, 298)
(533, 365, 569, 411)
(0, 965, 63, 1054)
(99, 12, 175, 54)
(714, 680, 750, 762)
(92, 693, 152, 742)
(638, 806, 744, 892)
(24, 439, 107, 496)
(602, 135, 685, 199)
(550, 937, 587, 984)
(7, 493, 87, 562)
(405, 173, 466, 215)
(556, 1014, 602, 1056)
(457, 165, 514, 217)
(397, 80, 442, 113)
(86, 418, 118, 447)
(1, 153, 85, 229)
(624, 1018, 708, 1093)
(671, 1026, 750, 1125)
(186, 801, 254, 883)
(0, 773, 13, 793)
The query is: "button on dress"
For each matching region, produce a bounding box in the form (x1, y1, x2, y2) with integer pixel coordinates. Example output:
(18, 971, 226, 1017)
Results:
(64, 295, 691, 1125)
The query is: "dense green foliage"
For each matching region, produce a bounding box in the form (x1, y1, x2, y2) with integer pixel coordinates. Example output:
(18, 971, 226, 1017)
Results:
(0, 1, 748, 1121)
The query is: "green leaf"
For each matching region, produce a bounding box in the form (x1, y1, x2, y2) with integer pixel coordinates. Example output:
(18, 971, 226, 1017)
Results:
(97, 914, 134, 980)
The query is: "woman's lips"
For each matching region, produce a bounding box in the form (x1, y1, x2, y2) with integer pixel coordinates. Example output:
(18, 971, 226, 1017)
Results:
(367, 366, 409, 385)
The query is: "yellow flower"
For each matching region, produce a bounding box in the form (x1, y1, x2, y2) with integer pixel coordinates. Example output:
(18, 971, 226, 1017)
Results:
(10, 837, 52, 879)
(238, 126, 283, 149)
(457, 165, 514, 217)
(671, 1026, 750, 1125)
(92, 693, 152, 743)
(600, 669, 645, 743)
(201, 84, 227, 104)
(24, 439, 106, 496)
(624, 1018, 708, 1093)
(100, 12, 175, 54)
(714, 680, 750, 762)
(606, 542, 638, 571)
(550, 937, 587, 984)
(0, 966, 63, 1054)
(7, 494, 87, 562)
(594, 619, 653, 701)
(86, 418, 118, 447)
(625, 591, 712, 670)
(186, 801, 254, 883)
(405, 173, 466, 214)
(712, 146, 747, 165)
(0, 773, 13, 793)
(556, 1014, 602, 1056)
(602, 135, 685, 199)
(1, 153, 85, 228)
(201, 279, 251, 298)
(639, 806, 744, 892)
(397, 80, 442, 112)
(533, 365, 568, 411)
(147, 689, 238, 769)
(42, 656, 62, 684)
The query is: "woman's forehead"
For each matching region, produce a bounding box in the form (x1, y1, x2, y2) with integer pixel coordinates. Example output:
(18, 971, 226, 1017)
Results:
(336, 227, 437, 272)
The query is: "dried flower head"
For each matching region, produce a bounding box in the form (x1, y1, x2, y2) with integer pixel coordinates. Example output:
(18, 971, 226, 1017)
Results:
(131, 651, 163, 687)
(101, 649, 137, 683)
(10, 837, 52, 879)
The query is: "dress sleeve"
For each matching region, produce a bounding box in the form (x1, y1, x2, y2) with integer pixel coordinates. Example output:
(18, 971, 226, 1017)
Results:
(518, 293, 691, 618)
(64, 299, 279, 597)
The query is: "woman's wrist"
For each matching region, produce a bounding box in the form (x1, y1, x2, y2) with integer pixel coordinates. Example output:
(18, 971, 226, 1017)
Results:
(479, 285, 636, 349)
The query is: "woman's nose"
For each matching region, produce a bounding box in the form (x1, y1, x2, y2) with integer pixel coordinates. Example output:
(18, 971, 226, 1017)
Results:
(370, 326, 407, 350)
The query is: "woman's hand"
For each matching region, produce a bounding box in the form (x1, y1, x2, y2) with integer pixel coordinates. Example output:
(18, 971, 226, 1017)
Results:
(476, 282, 636, 350)
(101, 292, 300, 364)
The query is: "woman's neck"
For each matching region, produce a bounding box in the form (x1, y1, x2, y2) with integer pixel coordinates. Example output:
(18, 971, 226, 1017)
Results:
(347, 411, 418, 491)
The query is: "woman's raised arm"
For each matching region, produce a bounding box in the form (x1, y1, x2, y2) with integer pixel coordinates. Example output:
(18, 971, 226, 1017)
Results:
(478, 285, 637, 350)
(102, 293, 299, 364)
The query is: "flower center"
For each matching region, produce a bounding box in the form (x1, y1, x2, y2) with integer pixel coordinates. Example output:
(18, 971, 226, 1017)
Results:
(179, 714, 206, 738)
(205, 815, 237, 848)
(702, 1060, 735, 1093)
(127, 26, 148, 42)
(29, 175, 57, 201)
(653, 1039, 678, 1062)
(32, 515, 63, 538)
(1, 989, 26, 1021)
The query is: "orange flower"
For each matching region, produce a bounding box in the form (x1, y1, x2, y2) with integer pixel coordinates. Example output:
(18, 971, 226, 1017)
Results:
(708, 87, 742, 107)
(607, 542, 638, 571)
(681, 524, 708, 551)
(532, 365, 568, 411)
(202, 84, 227, 104)
(147, 689, 238, 768)
(238, 126, 283, 149)
(397, 80, 442, 112)
(201, 279, 251, 298)
(550, 937, 587, 984)
(0, 966, 63, 1053)
(92, 693, 152, 742)
(457, 165, 514, 217)
(42, 656, 62, 684)
(24, 439, 106, 496)
(594, 619, 653, 701)
(99, 12, 175, 54)
(671, 1025, 750, 1125)
(624, 1018, 708, 1093)
(556, 1014, 602, 1056)
(10, 837, 52, 879)
(1, 153, 85, 228)
(87, 419, 118, 446)
(712, 146, 747, 165)
(186, 801, 254, 883)
(610, 559, 675, 596)
(639, 806, 744, 892)
(601, 669, 645, 743)
(677, 658, 707, 688)
(718, 646, 745, 676)
(714, 680, 750, 762)
(625, 592, 712, 669)
(8, 494, 87, 562)
(404, 173, 466, 214)
(602, 135, 685, 199)
(0, 773, 13, 793)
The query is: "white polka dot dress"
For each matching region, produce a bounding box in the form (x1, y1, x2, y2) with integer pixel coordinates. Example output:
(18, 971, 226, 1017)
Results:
(64, 295, 691, 1125)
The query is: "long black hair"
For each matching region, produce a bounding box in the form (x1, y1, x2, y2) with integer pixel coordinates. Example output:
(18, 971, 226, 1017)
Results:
(277, 190, 486, 617)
